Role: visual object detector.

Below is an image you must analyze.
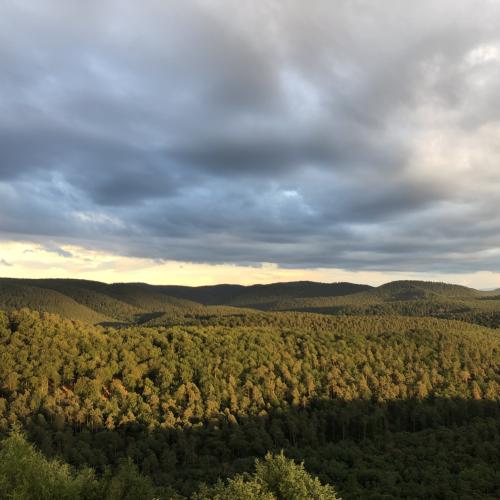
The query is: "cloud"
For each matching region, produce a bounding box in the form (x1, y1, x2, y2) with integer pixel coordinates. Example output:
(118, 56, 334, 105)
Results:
(1, 0, 500, 274)
(39, 244, 73, 258)
(0, 259, 13, 267)
(3, 240, 500, 289)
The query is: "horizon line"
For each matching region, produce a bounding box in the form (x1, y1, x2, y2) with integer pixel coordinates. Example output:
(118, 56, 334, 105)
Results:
(1, 275, 495, 292)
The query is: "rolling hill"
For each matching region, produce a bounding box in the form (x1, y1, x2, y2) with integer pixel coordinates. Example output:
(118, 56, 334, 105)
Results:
(0, 278, 372, 323)
(1, 277, 500, 327)
(0, 278, 206, 323)
(0, 282, 109, 324)
(156, 280, 372, 307)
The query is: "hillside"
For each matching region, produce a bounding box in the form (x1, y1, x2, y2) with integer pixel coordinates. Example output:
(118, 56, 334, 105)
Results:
(158, 281, 372, 307)
(2, 278, 500, 329)
(0, 279, 206, 323)
(0, 282, 109, 323)
(0, 278, 372, 323)
(271, 280, 480, 307)
(0, 308, 498, 498)
(263, 280, 500, 327)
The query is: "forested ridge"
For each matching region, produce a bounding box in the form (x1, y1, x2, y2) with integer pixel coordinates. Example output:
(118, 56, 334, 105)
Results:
(3, 278, 500, 330)
(0, 305, 499, 499)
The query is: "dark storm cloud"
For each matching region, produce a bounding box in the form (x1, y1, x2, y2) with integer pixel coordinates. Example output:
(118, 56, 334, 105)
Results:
(2, 0, 500, 273)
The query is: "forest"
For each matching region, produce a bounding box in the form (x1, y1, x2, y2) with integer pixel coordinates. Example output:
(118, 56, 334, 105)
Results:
(0, 281, 499, 499)
(3, 278, 500, 329)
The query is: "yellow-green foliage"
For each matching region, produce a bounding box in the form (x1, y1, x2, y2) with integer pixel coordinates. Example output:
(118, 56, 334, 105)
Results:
(194, 453, 340, 500)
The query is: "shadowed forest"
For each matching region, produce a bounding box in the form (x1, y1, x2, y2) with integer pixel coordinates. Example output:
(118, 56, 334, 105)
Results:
(0, 279, 499, 498)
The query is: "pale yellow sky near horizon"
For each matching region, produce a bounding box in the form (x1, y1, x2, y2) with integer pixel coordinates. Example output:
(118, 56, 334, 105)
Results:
(1, 241, 500, 289)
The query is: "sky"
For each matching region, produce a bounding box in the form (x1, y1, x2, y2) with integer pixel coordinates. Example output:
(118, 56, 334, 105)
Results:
(2, 0, 500, 288)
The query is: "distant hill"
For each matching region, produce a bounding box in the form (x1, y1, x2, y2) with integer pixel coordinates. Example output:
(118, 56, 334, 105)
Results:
(269, 280, 481, 308)
(0, 282, 109, 324)
(0, 278, 372, 323)
(1, 277, 499, 327)
(272, 281, 482, 306)
(376, 280, 480, 299)
(263, 280, 500, 327)
(158, 281, 371, 308)
(0, 279, 204, 323)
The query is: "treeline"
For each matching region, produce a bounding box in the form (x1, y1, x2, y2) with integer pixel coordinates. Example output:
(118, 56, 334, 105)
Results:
(0, 309, 499, 498)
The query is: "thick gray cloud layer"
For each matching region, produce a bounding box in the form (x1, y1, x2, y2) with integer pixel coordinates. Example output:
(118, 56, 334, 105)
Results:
(2, 0, 500, 272)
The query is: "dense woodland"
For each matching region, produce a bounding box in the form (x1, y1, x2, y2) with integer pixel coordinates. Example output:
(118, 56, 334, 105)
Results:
(0, 284, 499, 499)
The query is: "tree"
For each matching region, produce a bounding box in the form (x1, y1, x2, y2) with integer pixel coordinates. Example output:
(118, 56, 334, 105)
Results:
(103, 458, 157, 500)
(193, 476, 274, 500)
(194, 452, 340, 500)
(0, 431, 99, 499)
